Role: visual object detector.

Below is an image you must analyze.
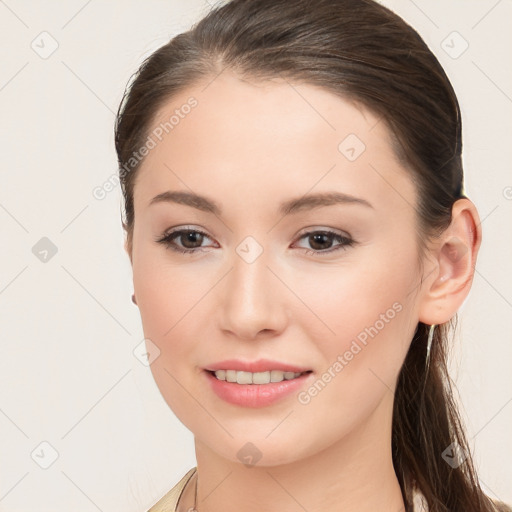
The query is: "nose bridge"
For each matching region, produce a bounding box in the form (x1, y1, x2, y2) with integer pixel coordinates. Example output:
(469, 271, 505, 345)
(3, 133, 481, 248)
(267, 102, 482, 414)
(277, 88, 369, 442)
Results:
(218, 235, 286, 338)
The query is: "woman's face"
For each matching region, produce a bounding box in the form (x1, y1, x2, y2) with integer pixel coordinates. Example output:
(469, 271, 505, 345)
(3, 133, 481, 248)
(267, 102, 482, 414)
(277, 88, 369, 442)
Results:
(129, 71, 434, 465)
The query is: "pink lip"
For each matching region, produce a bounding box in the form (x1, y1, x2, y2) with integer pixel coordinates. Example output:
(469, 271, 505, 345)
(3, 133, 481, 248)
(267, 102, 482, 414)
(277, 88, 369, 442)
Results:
(203, 370, 314, 408)
(204, 358, 311, 373)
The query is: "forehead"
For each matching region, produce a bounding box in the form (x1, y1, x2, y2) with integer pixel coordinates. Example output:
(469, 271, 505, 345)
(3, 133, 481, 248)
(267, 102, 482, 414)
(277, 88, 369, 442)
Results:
(133, 71, 416, 218)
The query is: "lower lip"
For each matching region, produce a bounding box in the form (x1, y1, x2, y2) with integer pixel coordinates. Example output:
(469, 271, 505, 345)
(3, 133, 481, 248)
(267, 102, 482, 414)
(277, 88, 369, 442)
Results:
(203, 370, 313, 408)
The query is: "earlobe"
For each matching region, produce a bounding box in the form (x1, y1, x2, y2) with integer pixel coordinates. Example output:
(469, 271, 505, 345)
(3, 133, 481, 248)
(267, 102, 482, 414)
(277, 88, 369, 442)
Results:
(418, 198, 482, 325)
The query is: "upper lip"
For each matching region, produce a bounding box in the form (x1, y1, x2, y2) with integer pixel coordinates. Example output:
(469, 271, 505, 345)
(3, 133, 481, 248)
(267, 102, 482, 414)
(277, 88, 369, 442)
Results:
(204, 359, 312, 373)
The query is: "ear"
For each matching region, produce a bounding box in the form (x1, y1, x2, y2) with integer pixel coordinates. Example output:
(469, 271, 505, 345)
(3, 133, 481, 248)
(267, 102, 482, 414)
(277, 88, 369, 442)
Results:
(418, 198, 482, 325)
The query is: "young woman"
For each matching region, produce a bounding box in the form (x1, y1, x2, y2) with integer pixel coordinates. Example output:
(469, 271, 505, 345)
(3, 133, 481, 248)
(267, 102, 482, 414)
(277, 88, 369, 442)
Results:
(114, 0, 511, 510)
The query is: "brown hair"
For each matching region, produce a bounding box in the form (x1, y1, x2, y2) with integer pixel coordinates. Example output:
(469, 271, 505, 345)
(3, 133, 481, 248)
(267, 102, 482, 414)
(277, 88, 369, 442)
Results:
(114, 1, 509, 510)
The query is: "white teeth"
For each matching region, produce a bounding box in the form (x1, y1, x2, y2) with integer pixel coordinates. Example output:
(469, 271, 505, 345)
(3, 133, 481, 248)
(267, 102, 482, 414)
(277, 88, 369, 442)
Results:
(215, 369, 226, 381)
(236, 371, 253, 384)
(213, 370, 304, 384)
(271, 370, 284, 382)
(253, 372, 271, 384)
(226, 370, 237, 382)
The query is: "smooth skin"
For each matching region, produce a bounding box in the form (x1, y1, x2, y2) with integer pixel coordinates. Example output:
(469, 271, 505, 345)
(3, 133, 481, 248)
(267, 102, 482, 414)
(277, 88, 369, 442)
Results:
(126, 70, 481, 512)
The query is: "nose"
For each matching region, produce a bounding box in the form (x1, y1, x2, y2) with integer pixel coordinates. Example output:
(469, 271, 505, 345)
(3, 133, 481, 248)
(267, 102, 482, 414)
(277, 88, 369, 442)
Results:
(217, 248, 288, 340)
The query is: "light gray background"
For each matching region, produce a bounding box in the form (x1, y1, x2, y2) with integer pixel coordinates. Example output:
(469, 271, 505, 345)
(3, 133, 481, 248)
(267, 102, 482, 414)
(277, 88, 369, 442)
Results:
(0, 0, 511, 510)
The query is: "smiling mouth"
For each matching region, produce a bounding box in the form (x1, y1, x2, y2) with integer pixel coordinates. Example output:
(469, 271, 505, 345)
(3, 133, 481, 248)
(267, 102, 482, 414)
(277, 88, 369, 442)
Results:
(206, 369, 313, 385)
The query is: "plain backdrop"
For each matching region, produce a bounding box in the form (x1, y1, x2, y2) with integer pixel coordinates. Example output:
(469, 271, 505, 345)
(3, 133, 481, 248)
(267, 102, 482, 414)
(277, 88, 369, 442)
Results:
(0, 0, 511, 510)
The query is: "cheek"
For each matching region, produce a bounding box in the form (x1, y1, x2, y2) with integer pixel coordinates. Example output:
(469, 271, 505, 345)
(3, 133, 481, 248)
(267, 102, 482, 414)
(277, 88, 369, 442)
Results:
(133, 256, 211, 425)
(132, 240, 205, 334)
(293, 249, 418, 346)
(132, 249, 211, 401)
(289, 246, 419, 407)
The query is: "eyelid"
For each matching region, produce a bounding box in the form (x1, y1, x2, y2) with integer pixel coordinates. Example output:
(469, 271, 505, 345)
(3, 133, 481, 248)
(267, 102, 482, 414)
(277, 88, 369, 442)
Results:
(156, 226, 215, 246)
(160, 225, 211, 240)
(294, 225, 351, 239)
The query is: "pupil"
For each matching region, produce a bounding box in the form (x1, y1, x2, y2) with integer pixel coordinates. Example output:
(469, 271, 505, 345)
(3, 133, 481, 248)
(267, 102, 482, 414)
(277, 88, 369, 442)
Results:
(183, 232, 202, 248)
(311, 233, 330, 250)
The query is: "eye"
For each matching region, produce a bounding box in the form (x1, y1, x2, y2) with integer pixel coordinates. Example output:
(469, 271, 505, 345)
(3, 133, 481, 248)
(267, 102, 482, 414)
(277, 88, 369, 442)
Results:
(155, 227, 356, 256)
(155, 227, 214, 255)
(293, 229, 356, 256)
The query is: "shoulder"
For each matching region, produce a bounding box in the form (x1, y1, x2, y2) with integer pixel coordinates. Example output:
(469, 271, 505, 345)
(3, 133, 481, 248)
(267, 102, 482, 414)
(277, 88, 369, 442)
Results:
(146, 467, 197, 512)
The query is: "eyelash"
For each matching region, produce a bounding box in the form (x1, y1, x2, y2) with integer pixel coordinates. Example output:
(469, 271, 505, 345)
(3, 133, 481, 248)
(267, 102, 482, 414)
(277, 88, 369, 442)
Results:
(155, 227, 356, 257)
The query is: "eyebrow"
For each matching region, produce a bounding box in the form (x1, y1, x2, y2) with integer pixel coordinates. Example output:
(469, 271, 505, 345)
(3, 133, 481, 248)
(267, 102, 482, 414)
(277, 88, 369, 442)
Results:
(148, 190, 373, 216)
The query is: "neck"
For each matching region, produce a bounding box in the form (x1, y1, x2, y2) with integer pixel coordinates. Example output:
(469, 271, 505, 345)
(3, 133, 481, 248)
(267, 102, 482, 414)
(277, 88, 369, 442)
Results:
(183, 393, 405, 512)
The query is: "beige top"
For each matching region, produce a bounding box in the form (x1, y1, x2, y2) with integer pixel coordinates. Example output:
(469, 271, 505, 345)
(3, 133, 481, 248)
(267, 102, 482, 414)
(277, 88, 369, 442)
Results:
(146, 467, 510, 512)
(147, 467, 196, 512)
